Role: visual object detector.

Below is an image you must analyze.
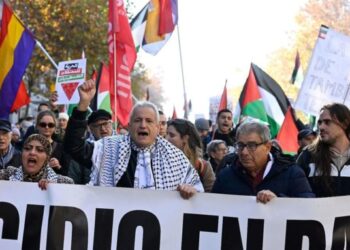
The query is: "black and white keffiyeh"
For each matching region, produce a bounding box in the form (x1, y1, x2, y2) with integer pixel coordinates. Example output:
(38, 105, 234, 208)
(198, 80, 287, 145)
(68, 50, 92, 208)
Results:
(90, 135, 204, 191)
(0, 165, 73, 184)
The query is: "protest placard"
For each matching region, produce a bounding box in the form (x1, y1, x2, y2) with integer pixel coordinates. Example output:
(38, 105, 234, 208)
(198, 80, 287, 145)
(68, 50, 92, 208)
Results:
(295, 25, 350, 115)
(55, 59, 87, 104)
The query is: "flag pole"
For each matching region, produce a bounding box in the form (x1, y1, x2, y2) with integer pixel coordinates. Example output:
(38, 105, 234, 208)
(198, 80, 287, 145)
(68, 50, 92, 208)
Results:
(36, 40, 58, 69)
(176, 25, 188, 119)
(113, 33, 118, 130)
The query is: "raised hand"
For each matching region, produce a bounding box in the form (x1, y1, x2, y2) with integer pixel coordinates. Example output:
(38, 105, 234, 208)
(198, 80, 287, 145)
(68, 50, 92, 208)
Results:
(77, 79, 96, 111)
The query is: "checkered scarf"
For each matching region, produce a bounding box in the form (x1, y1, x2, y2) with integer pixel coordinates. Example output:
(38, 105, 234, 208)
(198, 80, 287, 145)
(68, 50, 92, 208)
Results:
(90, 135, 203, 190)
(8, 165, 58, 182)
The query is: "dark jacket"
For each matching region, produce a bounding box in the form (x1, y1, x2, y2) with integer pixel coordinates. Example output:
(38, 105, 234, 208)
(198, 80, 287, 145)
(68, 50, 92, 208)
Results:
(64, 108, 94, 168)
(212, 129, 236, 147)
(297, 149, 350, 197)
(0, 145, 22, 169)
(212, 148, 314, 197)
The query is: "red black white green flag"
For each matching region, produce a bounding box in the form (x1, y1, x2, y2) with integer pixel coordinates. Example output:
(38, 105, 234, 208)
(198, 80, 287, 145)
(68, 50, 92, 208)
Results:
(234, 63, 292, 138)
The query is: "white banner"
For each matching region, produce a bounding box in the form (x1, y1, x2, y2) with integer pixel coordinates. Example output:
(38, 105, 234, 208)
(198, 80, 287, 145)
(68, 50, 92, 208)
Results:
(0, 181, 349, 249)
(55, 59, 86, 104)
(295, 26, 350, 116)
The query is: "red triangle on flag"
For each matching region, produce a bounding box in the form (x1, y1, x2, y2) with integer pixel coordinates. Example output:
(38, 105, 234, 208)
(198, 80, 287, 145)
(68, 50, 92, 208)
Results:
(276, 107, 299, 154)
(62, 82, 79, 100)
(242, 67, 262, 107)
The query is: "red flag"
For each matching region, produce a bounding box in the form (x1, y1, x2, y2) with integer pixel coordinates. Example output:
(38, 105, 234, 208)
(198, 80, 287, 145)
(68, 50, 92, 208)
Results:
(172, 106, 177, 119)
(218, 82, 227, 111)
(159, 0, 175, 35)
(10, 80, 30, 112)
(276, 107, 299, 154)
(108, 0, 137, 127)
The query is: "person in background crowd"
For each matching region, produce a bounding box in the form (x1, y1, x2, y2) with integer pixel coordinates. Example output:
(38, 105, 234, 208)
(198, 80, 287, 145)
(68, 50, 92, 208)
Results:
(212, 109, 236, 152)
(20, 116, 34, 138)
(87, 109, 114, 140)
(167, 119, 216, 192)
(297, 103, 350, 197)
(195, 118, 211, 159)
(206, 140, 227, 173)
(212, 122, 314, 203)
(11, 127, 22, 150)
(0, 134, 73, 190)
(68, 110, 114, 185)
(0, 119, 22, 169)
(36, 110, 71, 176)
(56, 112, 69, 142)
(64, 79, 203, 199)
(158, 110, 167, 138)
(22, 92, 60, 144)
(297, 128, 317, 155)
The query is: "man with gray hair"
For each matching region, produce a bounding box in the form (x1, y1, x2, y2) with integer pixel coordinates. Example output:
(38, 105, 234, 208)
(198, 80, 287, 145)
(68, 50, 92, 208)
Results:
(212, 121, 314, 203)
(64, 79, 203, 199)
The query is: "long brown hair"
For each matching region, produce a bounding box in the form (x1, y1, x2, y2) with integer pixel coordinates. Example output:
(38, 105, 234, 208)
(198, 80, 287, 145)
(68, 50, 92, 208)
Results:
(309, 103, 350, 195)
(167, 119, 202, 166)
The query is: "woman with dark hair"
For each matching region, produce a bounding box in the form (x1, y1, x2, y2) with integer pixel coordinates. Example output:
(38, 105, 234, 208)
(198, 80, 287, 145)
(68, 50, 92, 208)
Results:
(0, 134, 73, 189)
(166, 119, 216, 192)
(35, 110, 71, 176)
(297, 103, 350, 197)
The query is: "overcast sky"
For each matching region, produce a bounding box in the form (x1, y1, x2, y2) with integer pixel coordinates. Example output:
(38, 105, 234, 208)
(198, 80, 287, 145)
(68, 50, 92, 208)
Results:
(133, 0, 308, 120)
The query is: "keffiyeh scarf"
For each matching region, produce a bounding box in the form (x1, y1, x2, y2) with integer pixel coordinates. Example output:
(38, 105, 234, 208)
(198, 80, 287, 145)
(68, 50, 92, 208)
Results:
(90, 135, 203, 190)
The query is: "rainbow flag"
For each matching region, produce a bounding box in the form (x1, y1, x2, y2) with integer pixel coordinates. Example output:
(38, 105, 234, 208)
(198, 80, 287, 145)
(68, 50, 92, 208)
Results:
(0, 2, 36, 118)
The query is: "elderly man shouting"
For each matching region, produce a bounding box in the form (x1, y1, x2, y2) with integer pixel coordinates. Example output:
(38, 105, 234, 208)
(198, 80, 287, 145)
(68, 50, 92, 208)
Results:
(64, 80, 203, 198)
(212, 122, 314, 203)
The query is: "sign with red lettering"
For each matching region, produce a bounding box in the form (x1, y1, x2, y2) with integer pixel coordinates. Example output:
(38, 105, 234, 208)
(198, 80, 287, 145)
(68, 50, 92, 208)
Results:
(55, 59, 86, 104)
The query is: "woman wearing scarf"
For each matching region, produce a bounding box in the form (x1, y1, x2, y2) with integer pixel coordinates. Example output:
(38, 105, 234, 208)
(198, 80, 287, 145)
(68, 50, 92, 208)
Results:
(0, 134, 73, 189)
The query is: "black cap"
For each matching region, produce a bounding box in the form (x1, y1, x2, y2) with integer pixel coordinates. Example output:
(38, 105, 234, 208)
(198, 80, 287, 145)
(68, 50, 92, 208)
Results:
(88, 109, 112, 125)
(298, 129, 317, 140)
(0, 119, 11, 132)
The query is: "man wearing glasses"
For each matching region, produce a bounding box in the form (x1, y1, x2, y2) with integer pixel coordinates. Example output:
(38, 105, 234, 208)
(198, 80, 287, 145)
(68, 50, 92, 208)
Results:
(212, 122, 314, 203)
(297, 103, 350, 197)
(87, 109, 114, 140)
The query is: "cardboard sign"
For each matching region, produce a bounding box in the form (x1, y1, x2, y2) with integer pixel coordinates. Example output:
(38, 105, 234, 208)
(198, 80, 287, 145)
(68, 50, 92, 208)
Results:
(295, 26, 350, 115)
(55, 59, 86, 104)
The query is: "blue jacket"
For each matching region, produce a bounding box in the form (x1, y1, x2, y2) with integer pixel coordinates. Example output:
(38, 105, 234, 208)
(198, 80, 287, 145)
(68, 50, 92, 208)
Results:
(212, 149, 315, 197)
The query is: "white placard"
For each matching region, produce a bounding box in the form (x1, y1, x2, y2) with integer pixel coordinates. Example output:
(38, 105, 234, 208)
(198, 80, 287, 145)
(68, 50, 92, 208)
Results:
(55, 58, 86, 104)
(295, 26, 350, 116)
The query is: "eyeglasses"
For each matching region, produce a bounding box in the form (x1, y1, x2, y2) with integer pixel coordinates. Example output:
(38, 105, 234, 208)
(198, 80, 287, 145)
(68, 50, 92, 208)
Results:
(91, 120, 112, 129)
(38, 122, 55, 128)
(235, 141, 266, 152)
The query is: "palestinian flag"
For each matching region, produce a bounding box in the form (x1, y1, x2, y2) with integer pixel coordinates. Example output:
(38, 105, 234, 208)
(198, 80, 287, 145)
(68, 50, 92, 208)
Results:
(290, 51, 304, 88)
(276, 107, 299, 154)
(234, 63, 291, 138)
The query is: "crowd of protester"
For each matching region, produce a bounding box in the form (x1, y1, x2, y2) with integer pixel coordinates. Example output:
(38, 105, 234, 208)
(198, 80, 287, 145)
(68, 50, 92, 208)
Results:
(2, 79, 350, 202)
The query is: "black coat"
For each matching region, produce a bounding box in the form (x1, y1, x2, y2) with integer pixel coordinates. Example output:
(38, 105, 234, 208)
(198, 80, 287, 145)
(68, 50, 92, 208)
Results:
(212, 149, 314, 197)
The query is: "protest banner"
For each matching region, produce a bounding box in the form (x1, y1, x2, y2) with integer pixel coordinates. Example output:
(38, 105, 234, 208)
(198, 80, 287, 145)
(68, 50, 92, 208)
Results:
(0, 181, 349, 249)
(295, 25, 350, 116)
(55, 59, 87, 104)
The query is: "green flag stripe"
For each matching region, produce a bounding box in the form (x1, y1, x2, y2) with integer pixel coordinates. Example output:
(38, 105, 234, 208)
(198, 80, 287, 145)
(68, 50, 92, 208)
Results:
(241, 100, 268, 122)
